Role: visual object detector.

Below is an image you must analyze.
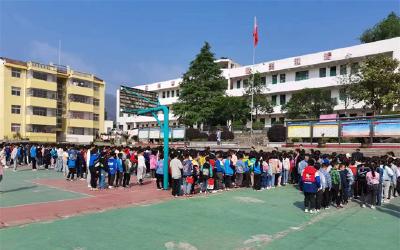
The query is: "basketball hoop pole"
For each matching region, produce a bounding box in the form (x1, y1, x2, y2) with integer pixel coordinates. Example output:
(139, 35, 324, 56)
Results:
(120, 86, 170, 190)
(137, 105, 169, 190)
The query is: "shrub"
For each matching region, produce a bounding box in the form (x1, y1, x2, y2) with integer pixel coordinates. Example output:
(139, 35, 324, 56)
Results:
(221, 130, 234, 140)
(185, 128, 208, 140)
(252, 121, 265, 130)
(267, 124, 286, 142)
(208, 133, 217, 141)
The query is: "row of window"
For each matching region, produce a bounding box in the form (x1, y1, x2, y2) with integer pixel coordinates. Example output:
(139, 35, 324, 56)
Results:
(161, 89, 179, 98)
(11, 87, 58, 99)
(228, 63, 360, 89)
(68, 94, 100, 106)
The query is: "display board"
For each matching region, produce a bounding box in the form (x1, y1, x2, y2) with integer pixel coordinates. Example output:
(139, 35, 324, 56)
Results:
(374, 119, 400, 137)
(341, 121, 370, 137)
(119, 85, 158, 116)
(137, 128, 185, 140)
(313, 122, 339, 138)
(287, 123, 311, 138)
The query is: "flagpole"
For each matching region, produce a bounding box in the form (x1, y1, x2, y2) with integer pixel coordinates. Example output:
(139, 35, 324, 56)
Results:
(250, 16, 257, 145)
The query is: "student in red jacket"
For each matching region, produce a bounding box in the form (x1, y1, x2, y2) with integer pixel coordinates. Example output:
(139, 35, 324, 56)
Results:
(300, 159, 321, 214)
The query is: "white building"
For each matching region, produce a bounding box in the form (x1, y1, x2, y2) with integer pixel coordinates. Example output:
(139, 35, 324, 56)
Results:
(116, 38, 400, 131)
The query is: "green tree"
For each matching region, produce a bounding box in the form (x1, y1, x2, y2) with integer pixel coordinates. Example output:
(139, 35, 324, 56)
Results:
(282, 88, 337, 119)
(210, 96, 250, 127)
(348, 54, 400, 114)
(172, 42, 227, 126)
(243, 72, 273, 121)
(360, 12, 400, 43)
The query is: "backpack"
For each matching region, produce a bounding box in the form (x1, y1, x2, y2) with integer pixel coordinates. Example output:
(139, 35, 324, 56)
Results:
(69, 150, 77, 161)
(202, 166, 209, 177)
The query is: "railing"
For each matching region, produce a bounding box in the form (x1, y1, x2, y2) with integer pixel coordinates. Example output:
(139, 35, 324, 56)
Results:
(72, 70, 92, 79)
(29, 61, 56, 71)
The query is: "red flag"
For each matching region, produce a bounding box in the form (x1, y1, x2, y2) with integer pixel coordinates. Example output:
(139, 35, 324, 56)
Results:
(253, 16, 258, 47)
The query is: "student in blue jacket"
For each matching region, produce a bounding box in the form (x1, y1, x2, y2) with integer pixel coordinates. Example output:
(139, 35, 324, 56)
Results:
(30, 145, 37, 170)
(88, 149, 99, 189)
(115, 153, 124, 187)
(107, 153, 118, 188)
(253, 157, 262, 190)
(223, 153, 234, 190)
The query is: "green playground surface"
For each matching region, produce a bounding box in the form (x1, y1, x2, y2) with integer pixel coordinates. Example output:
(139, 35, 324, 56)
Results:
(0, 169, 88, 207)
(0, 184, 399, 250)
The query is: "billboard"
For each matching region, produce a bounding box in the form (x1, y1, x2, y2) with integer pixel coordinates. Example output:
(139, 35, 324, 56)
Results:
(138, 128, 185, 140)
(313, 122, 339, 138)
(341, 121, 370, 137)
(119, 85, 158, 116)
(287, 123, 311, 138)
(374, 119, 400, 137)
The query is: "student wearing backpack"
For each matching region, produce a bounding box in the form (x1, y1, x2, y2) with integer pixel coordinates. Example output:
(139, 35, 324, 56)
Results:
(215, 154, 225, 190)
(357, 163, 370, 207)
(107, 153, 118, 188)
(366, 163, 380, 209)
(170, 153, 183, 197)
(182, 152, 193, 196)
(301, 159, 321, 214)
(382, 160, 394, 203)
(155, 154, 164, 190)
(123, 153, 133, 188)
(223, 154, 234, 190)
(66, 147, 78, 180)
(88, 148, 99, 190)
(253, 157, 262, 191)
(235, 153, 245, 188)
(200, 158, 211, 193)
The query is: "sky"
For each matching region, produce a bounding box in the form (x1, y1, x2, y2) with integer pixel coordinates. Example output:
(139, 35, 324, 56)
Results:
(1, 0, 399, 120)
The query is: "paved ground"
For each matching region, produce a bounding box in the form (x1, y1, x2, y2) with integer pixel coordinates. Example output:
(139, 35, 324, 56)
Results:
(0, 167, 399, 250)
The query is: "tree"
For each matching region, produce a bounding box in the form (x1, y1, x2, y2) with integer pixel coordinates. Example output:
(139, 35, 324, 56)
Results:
(243, 72, 273, 121)
(347, 54, 400, 114)
(210, 96, 250, 127)
(281, 88, 337, 119)
(172, 42, 227, 126)
(337, 68, 360, 115)
(360, 12, 400, 43)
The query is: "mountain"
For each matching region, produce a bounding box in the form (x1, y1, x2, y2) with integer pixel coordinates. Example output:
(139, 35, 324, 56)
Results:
(105, 93, 116, 122)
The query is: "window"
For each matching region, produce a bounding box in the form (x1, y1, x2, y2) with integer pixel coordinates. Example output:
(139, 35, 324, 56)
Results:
(295, 71, 309, 81)
(271, 95, 277, 106)
(11, 123, 21, 132)
(171, 90, 175, 97)
(339, 89, 347, 101)
(340, 64, 347, 75)
(280, 95, 286, 105)
(319, 68, 326, 77)
(330, 66, 336, 76)
(11, 105, 21, 114)
(167, 91, 170, 98)
(162, 91, 166, 98)
(32, 107, 47, 116)
(271, 117, 277, 124)
(93, 83, 99, 91)
(11, 68, 21, 78)
(230, 81, 233, 89)
(93, 114, 99, 121)
(279, 117, 285, 124)
(236, 80, 241, 89)
(28, 88, 56, 99)
(261, 76, 266, 85)
(11, 87, 21, 96)
(279, 74, 286, 83)
(243, 79, 249, 88)
(350, 62, 359, 74)
(176, 90, 180, 97)
(272, 75, 278, 84)
(93, 98, 99, 106)
(32, 71, 48, 81)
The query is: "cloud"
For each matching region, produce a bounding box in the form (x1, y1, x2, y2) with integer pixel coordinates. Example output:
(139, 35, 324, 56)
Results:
(29, 41, 96, 73)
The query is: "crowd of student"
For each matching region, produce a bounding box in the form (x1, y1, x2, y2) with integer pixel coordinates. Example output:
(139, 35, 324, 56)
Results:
(0, 144, 399, 213)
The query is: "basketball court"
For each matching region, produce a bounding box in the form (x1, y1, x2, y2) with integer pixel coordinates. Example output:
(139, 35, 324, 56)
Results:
(0, 167, 399, 250)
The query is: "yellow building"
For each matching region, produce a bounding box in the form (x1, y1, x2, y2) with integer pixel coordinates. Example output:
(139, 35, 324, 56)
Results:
(0, 57, 105, 143)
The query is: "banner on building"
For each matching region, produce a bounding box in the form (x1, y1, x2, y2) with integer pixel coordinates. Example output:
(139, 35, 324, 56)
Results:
(373, 119, 400, 137)
(341, 121, 370, 137)
(313, 122, 339, 138)
(287, 123, 311, 138)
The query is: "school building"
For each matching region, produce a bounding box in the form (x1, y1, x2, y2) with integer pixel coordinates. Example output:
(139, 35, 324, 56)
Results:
(116, 37, 400, 131)
(0, 58, 106, 143)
